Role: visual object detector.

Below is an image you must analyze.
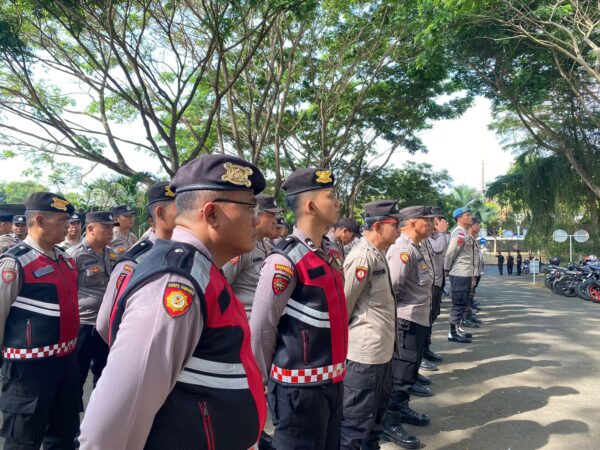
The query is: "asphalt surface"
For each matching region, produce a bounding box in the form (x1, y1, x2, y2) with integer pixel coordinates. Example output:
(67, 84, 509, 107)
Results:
(380, 269, 600, 450)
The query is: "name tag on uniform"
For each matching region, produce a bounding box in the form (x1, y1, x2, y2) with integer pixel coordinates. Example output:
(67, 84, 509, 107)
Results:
(82, 260, 99, 268)
(252, 257, 264, 263)
(373, 269, 386, 276)
(33, 265, 55, 278)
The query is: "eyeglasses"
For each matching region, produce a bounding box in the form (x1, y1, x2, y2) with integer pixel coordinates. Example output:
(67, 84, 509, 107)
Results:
(213, 199, 260, 217)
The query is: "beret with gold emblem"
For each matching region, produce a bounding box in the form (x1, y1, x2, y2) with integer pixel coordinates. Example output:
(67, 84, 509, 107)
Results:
(171, 154, 265, 195)
(281, 168, 335, 195)
(25, 192, 75, 215)
(147, 182, 176, 205)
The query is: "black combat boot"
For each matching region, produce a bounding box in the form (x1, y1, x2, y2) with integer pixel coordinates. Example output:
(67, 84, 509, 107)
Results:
(382, 412, 420, 449)
(423, 348, 443, 362)
(410, 382, 433, 397)
(448, 324, 471, 343)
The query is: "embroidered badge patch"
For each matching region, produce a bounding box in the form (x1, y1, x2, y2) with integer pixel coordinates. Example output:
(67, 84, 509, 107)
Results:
(222, 162, 253, 187)
(123, 264, 133, 273)
(50, 197, 69, 211)
(275, 264, 294, 277)
(355, 266, 368, 282)
(89, 266, 101, 274)
(33, 265, 55, 278)
(2, 269, 17, 284)
(109, 252, 118, 260)
(116, 247, 126, 254)
(315, 170, 333, 184)
(229, 256, 240, 265)
(272, 273, 290, 295)
(163, 282, 194, 317)
(400, 252, 410, 264)
(457, 238, 464, 246)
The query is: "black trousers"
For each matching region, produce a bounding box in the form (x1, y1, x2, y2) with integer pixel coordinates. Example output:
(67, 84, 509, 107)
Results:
(507, 264, 513, 275)
(517, 263, 522, 275)
(498, 264, 503, 275)
(76, 324, 108, 409)
(340, 361, 391, 450)
(424, 285, 443, 351)
(389, 320, 429, 408)
(0, 353, 79, 450)
(268, 380, 343, 450)
(449, 275, 471, 325)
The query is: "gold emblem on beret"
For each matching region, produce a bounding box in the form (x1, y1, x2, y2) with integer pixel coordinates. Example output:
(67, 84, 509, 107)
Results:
(222, 162, 253, 187)
(50, 197, 70, 211)
(315, 170, 332, 184)
(165, 186, 175, 197)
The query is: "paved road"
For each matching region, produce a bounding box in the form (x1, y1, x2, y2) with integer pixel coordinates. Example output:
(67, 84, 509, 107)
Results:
(381, 271, 600, 449)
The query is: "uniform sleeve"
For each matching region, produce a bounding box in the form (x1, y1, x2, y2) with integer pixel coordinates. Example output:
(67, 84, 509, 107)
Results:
(343, 252, 369, 319)
(0, 258, 21, 350)
(249, 253, 297, 385)
(96, 260, 133, 343)
(444, 231, 465, 272)
(221, 254, 245, 285)
(79, 273, 203, 450)
(387, 244, 412, 293)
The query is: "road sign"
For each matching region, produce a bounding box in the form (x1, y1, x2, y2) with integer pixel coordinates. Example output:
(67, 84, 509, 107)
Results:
(530, 260, 540, 274)
(574, 229, 590, 243)
(552, 229, 568, 243)
(479, 237, 487, 245)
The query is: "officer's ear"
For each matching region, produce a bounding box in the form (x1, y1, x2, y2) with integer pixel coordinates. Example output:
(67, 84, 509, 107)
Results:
(202, 202, 219, 228)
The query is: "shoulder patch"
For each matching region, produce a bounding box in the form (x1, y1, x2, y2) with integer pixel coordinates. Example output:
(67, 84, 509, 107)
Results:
(163, 282, 195, 317)
(457, 238, 464, 246)
(2, 268, 17, 284)
(400, 252, 410, 264)
(355, 266, 368, 282)
(275, 264, 294, 277)
(272, 273, 290, 295)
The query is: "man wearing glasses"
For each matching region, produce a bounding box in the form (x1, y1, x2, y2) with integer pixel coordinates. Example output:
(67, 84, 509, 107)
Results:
(444, 207, 475, 343)
(250, 168, 347, 450)
(80, 154, 267, 450)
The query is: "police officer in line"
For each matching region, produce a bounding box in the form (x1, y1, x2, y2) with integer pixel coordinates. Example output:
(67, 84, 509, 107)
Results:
(272, 216, 288, 244)
(110, 204, 138, 255)
(250, 168, 347, 450)
(60, 213, 84, 250)
(0, 204, 24, 254)
(0, 193, 80, 449)
(464, 217, 483, 327)
(384, 206, 435, 440)
(223, 194, 283, 317)
(327, 217, 361, 261)
(444, 207, 475, 343)
(80, 154, 267, 450)
(96, 182, 177, 343)
(421, 206, 450, 369)
(68, 212, 119, 401)
(12, 215, 28, 241)
(341, 200, 419, 450)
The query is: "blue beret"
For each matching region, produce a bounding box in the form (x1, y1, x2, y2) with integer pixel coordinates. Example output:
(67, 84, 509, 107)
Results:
(453, 207, 471, 219)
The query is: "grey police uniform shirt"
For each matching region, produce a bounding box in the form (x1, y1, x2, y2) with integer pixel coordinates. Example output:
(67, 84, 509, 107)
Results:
(0, 233, 20, 254)
(59, 236, 82, 251)
(97, 231, 157, 343)
(444, 225, 475, 277)
(222, 238, 271, 317)
(343, 236, 395, 365)
(424, 232, 450, 288)
(111, 228, 138, 255)
(68, 240, 117, 326)
(386, 233, 433, 327)
(473, 237, 484, 276)
(0, 236, 64, 349)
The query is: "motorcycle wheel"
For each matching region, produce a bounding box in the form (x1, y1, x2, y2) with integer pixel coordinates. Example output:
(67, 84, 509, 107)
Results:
(588, 283, 600, 303)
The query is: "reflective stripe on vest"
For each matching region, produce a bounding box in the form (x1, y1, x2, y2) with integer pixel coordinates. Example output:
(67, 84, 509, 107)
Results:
(270, 362, 346, 384)
(177, 356, 249, 390)
(13, 296, 61, 317)
(284, 298, 330, 328)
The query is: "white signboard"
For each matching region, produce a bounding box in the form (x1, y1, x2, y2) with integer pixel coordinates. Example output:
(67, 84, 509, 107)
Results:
(530, 260, 540, 274)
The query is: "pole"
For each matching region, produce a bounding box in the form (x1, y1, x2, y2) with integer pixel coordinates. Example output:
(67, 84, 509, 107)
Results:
(569, 235, 573, 264)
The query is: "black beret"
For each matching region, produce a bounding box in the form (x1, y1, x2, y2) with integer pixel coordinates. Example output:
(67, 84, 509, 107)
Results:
(12, 215, 26, 225)
(0, 203, 25, 216)
(281, 168, 335, 195)
(364, 200, 401, 219)
(171, 154, 265, 195)
(257, 195, 283, 213)
(68, 213, 83, 223)
(335, 218, 361, 235)
(111, 205, 136, 216)
(428, 206, 446, 218)
(147, 182, 176, 205)
(25, 192, 75, 215)
(86, 211, 119, 225)
(398, 205, 436, 221)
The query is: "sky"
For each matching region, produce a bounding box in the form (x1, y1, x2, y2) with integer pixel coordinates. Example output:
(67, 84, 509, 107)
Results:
(0, 97, 513, 191)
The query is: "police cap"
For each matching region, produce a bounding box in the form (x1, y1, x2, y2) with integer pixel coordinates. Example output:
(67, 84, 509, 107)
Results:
(398, 206, 436, 221)
(12, 215, 26, 225)
(257, 195, 283, 213)
(453, 207, 472, 219)
(147, 182, 176, 205)
(281, 168, 334, 195)
(364, 200, 401, 219)
(428, 206, 446, 218)
(86, 211, 119, 226)
(335, 218, 362, 236)
(171, 154, 265, 195)
(111, 205, 136, 216)
(25, 192, 74, 215)
(471, 216, 481, 224)
(68, 213, 83, 223)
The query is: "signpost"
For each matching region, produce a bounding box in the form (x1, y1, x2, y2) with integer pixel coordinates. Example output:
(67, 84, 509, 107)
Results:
(552, 229, 589, 263)
(531, 259, 540, 285)
(479, 237, 487, 245)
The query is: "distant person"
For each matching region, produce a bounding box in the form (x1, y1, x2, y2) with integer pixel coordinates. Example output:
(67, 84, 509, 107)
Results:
(496, 252, 504, 275)
(507, 252, 514, 275)
(516, 250, 523, 276)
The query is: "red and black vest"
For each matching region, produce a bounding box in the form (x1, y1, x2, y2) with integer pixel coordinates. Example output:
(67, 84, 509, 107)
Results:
(109, 240, 266, 450)
(270, 236, 348, 385)
(1, 244, 79, 360)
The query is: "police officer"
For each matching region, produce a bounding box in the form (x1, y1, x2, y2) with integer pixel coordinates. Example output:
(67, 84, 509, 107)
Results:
(327, 217, 361, 261)
(465, 217, 483, 325)
(250, 168, 347, 450)
(516, 250, 523, 276)
(110, 204, 138, 254)
(96, 182, 177, 343)
(0, 204, 24, 254)
(11, 215, 28, 241)
(341, 200, 419, 450)
(68, 212, 119, 406)
(384, 206, 435, 436)
(59, 213, 84, 250)
(272, 216, 288, 245)
(444, 207, 475, 343)
(223, 194, 282, 317)
(0, 192, 80, 449)
(80, 154, 267, 450)
(422, 206, 449, 366)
